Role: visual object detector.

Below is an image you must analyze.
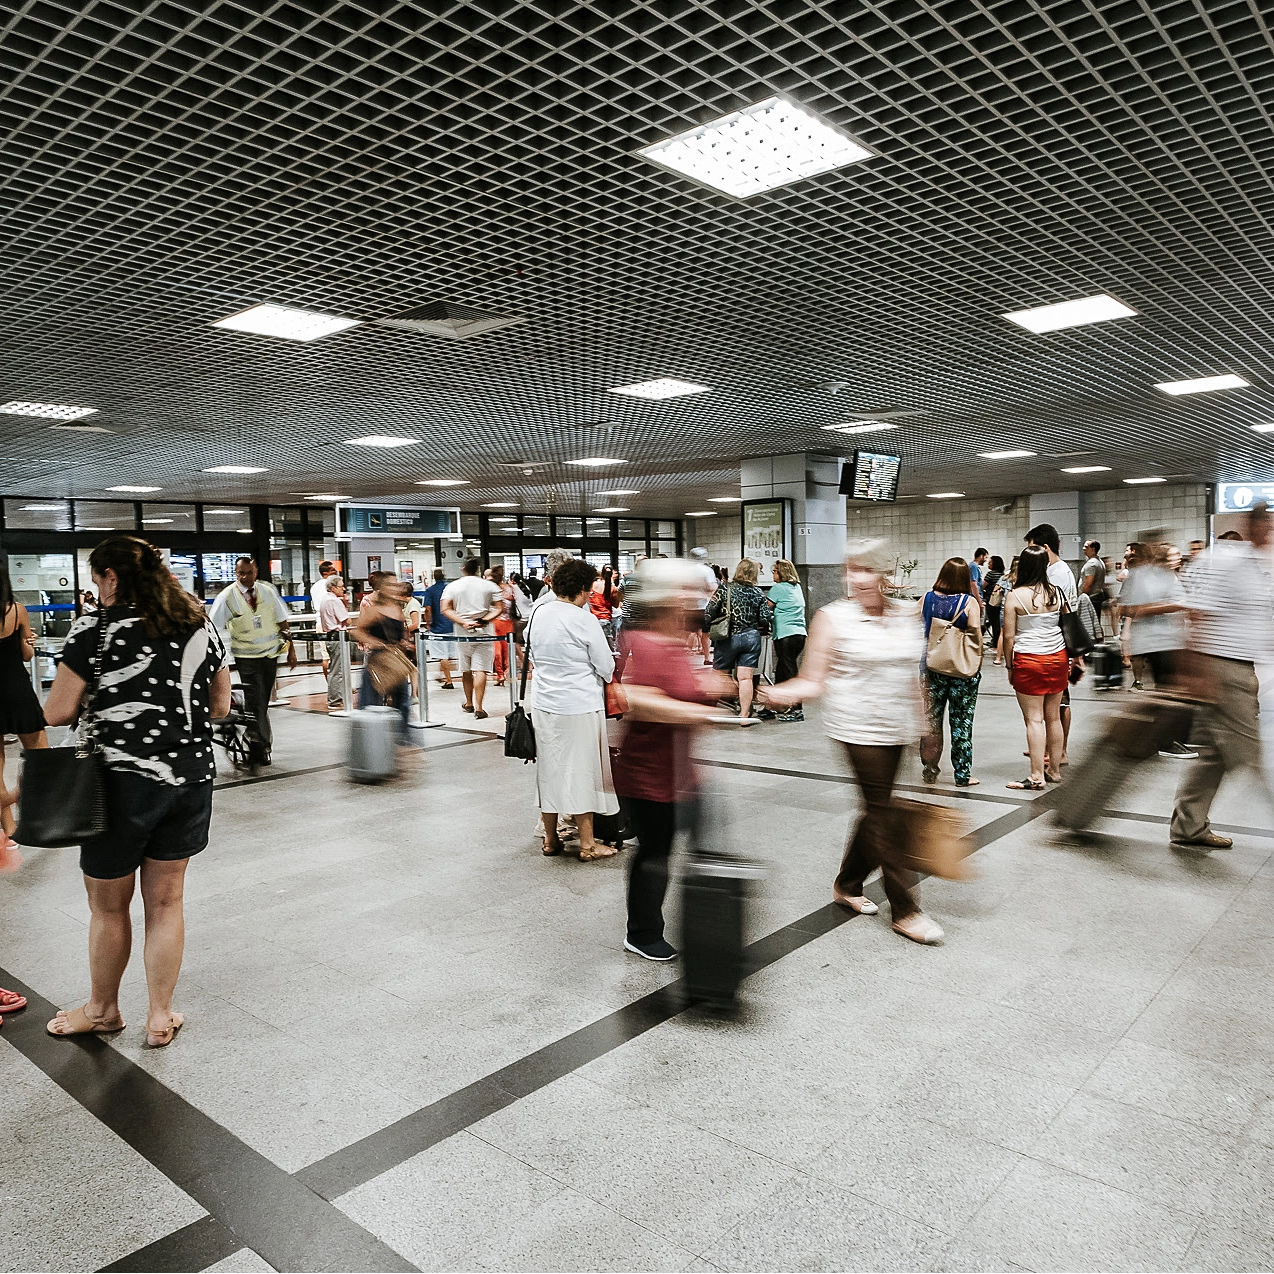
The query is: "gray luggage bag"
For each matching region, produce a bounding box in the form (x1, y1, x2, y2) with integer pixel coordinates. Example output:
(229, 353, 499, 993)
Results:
(348, 706, 400, 783)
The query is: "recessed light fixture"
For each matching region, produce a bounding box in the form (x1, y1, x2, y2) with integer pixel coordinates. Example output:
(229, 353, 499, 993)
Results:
(483, 502, 518, 508)
(204, 508, 246, 514)
(107, 485, 161, 493)
(416, 479, 469, 487)
(213, 303, 361, 342)
(77, 526, 114, 531)
(637, 94, 875, 198)
(204, 465, 268, 474)
(927, 492, 965, 499)
(344, 435, 420, 448)
(565, 457, 627, 467)
(1154, 374, 1249, 395)
(1062, 465, 1113, 474)
(20, 503, 64, 511)
(598, 489, 640, 496)
(49, 424, 115, 434)
(1002, 294, 1137, 334)
(141, 518, 174, 524)
(0, 400, 97, 420)
(1249, 424, 1274, 433)
(1124, 477, 1167, 484)
(608, 378, 710, 400)
(707, 496, 743, 503)
(686, 511, 718, 518)
(822, 422, 897, 435)
(303, 494, 344, 501)
(489, 516, 518, 523)
(595, 506, 629, 513)
(979, 450, 1037, 460)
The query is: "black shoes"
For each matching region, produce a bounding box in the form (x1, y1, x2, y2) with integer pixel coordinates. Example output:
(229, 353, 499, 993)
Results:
(624, 937, 678, 962)
(1159, 742, 1199, 759)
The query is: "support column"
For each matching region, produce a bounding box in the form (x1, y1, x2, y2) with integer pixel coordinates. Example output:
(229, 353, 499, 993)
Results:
(741, 453, 847, 615)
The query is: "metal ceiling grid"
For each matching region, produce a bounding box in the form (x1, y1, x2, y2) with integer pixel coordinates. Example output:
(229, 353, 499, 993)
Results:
(2, 0, 1274, 518)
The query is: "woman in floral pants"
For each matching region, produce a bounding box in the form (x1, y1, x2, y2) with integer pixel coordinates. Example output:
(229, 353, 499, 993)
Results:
(920, 558, 983, 787)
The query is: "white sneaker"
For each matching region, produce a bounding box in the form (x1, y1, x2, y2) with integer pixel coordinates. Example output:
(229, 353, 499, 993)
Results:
(328, 709, 351, 717)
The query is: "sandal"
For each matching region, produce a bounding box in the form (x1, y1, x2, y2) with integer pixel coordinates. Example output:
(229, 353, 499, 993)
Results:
(579, 843, 619, 861)
(46, 1004, 126, 1036)
(1045, 772, 1062, 783)
(0, 988, 27, 1016)
(146, 1012, 185, 1048)
(955, 777, 980, 787)
(1006, 777, 1045, 791)
(542, 839, 564, 856)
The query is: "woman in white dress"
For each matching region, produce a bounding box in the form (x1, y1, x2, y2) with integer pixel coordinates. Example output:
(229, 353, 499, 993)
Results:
(765, 540, 943, 944)
(525, 558, 620, 861)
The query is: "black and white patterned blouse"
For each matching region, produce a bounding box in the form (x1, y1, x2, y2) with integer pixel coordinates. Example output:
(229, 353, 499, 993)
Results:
(60, 608, 228, 786)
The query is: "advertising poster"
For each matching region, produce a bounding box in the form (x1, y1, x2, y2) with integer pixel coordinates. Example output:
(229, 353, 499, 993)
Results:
(398, 559, 414, 583)
(741, 499, 789, 580)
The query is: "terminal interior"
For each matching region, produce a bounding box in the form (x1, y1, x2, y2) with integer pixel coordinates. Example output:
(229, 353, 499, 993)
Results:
(4, 0, 1274, 1271)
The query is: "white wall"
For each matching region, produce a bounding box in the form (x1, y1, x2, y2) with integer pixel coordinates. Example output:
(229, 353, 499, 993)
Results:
(686, 515, 741, 567)
(1081, 484, 1208, 558)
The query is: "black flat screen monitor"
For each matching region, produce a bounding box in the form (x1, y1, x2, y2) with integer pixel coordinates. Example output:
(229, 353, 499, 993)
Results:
(841, 451, 901, 502)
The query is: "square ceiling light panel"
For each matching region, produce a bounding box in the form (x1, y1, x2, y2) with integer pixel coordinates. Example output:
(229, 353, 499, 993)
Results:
(979, 450, 1037, 459)
(638, 95, 875, 198)
(204, 465, 268, 474)
(213, 304, 361, 342)
(1, 400, 97, 420)
(1002, 295, 1137, 333)
(823, 422, 897, 435)
(565, 457, 628, 467)
(345, 435, 420, 447)
(376, 302, 525, 340)
(107, 485, 162, 492)
(608, 378, 710, 400)
(1062, 465, 1112, 473)
(1155, 375, 1249, 395)
(416, 479, 469, 486)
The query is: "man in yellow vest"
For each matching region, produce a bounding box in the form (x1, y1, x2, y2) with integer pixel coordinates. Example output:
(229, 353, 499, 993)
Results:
(209, 556, 296, 765)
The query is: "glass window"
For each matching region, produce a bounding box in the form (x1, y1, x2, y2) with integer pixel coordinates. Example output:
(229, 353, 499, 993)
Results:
(269, 506, 305, 538)
(554, 516, 582, 539)
(617, 519, 645, 538)
(618, 539, 646, 572)
(201, 552, 243, 601)
(487, 515, 520, 533)
(140, 503, 197, 532)
(584, 517, 612, 537)
(73, 501, 136, 532)
(4, 498, 71, 530)
(654, 520, 677, 539)
(201, 505, 253, 533)
(522, 515, 550, 538)
(461, 513, 480, 538)
(7, 552, 76, 639)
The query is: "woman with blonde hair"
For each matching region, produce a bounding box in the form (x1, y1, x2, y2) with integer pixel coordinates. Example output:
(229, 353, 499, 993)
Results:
(767, 559, 807, 722)
(705, 558, 768, 720)
(765, 541, 943, 944)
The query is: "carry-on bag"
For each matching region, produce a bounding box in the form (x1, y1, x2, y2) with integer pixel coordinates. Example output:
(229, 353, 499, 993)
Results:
(1089, 640, 1125, 691)
(348, 706, 400, 783)
(681, 848, 759, 1012)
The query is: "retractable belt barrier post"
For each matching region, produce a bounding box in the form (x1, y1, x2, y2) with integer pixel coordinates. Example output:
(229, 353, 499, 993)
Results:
(30, 648, 43, 699)
(339, 628, 354, 709)
(413, 628, 442, 729)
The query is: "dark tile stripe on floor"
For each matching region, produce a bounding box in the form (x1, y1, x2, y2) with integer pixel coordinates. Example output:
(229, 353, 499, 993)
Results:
(99, 1216, 241, 1273)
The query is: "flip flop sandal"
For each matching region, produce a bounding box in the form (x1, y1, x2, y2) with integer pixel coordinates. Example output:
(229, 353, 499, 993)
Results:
(1006, 777, 1045, 791)
(0, 989, 27, 1014)
(578, 844, 619, 861)
(146, 1013, 185, 1048)
(46, 1005, 126, 1037)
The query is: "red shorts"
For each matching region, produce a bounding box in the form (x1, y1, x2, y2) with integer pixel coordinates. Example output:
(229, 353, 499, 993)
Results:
(1009, 649, 1069, 695)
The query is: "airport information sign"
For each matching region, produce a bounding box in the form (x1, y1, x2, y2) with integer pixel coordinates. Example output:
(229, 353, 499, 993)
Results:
(337, 505, 460, 538)
(1215, 483, 1274, 514)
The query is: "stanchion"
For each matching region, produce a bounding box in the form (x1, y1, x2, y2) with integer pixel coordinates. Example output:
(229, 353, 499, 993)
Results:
(339, 630, 353, 711)
(30, 647, 43, 700)
(507, 632, 517, 715)
(412, 628, 442, 730)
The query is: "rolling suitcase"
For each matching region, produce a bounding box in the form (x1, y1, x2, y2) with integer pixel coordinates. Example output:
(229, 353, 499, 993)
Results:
(348, 706, 400, 783)
(1055, 692, 1194, 831)
(1089, 640, 1125, 691)
(594, 748, 631, 849)
(680, 849, 759, 1013)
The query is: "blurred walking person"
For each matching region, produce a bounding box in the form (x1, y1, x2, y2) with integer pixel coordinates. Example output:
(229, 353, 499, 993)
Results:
(1003, 546, 1066, 790)
(921, 557, 982, 787)
(0, 565, 48, 870)
(1170, 503, 1274, 852)
(526, 558, 621, 861)
(767, 559, 807, 722)
(765, 540, 943, 945)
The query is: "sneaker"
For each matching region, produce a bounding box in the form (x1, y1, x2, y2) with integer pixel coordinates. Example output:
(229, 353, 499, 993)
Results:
(1130, 681, 1144, 691)
(755, 708, 777, 721)
(1171, 831, 1233, 852)
(328, 708, 350, 718)
(776, 709, 804, 722)
(1159, 742, 1199, 759)
(624, 937, 678, 962)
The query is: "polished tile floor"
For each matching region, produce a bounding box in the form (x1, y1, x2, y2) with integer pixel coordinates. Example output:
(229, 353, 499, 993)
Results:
(3, 663, 1273, 1273)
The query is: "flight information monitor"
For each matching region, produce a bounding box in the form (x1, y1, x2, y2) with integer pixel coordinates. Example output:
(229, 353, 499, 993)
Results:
(841, 451, 901, 502)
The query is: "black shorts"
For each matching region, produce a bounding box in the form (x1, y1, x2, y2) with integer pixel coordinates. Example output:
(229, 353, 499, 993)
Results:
(79, 771, 214, 880)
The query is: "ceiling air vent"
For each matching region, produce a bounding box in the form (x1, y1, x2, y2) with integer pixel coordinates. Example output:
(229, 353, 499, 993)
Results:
(376, 302, 526, 340)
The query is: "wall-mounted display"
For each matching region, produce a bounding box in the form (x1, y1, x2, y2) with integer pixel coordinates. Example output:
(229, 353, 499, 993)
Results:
(336, 505, 460, 538)
(741, 499, 790, 580)
(841, 451, 901, 502)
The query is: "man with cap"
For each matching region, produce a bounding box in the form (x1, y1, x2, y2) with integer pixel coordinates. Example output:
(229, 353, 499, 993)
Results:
(689, 547, 717, 666)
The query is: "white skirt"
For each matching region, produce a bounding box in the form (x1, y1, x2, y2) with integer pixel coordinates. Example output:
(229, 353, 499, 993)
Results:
(534, 709, 619, 816)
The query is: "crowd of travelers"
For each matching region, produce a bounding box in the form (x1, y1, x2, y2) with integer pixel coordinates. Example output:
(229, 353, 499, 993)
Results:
(1, 504, 1269, 1030)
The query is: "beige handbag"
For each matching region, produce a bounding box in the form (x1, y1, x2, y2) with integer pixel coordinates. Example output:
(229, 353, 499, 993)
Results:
(926, 596, 983, 679)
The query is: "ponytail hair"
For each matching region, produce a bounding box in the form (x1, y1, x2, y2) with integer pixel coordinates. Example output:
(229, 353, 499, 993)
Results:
(87, 536, 206, 636)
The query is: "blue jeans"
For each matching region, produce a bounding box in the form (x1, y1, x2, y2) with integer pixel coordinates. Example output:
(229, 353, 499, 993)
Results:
(712, 628, 761, 672)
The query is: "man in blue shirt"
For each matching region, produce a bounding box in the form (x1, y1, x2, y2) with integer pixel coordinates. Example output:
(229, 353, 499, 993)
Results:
(969, 548, 988, 601)
(420, 568, 457, 689)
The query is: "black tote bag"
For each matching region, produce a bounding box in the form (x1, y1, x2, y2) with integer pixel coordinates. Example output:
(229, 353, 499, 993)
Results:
(503, 622, 537, 763)
(15, 611, 109, 848)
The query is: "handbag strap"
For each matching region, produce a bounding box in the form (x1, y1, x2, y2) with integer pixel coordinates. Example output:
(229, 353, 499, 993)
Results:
(726, 582, 733, 637)
(518, 614, 533, 703)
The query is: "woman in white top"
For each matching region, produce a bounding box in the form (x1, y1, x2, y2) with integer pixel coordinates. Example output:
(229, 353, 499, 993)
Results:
(765, 540, 942, 945)
(1002, 545, 1067, 790)
(525, 558, 620, 861)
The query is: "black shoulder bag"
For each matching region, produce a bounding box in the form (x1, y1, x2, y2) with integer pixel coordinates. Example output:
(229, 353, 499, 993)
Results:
(503, 620, 537, 763)
(1059, 595, 1095, 658)
(16, 610, 110, 847)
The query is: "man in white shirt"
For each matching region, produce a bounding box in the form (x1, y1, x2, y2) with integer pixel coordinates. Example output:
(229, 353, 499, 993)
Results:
(689, 547, 717, 666)
(440, 557, 504, 719)
(317, 576, 352, 715)
(310, 559, 338, 676)
(209, 557, 296, 763)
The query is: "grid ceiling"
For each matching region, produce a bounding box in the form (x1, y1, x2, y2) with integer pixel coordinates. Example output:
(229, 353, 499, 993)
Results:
(3, 0, 1274, 517)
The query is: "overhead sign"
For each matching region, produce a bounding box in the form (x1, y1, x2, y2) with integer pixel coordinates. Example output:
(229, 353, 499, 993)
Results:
(1215, 483, 1274, 514)
(336, 505, 460, 539)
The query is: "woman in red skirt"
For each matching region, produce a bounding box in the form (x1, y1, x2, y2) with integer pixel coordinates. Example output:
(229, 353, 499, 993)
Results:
(1002, 546, 1068, 790)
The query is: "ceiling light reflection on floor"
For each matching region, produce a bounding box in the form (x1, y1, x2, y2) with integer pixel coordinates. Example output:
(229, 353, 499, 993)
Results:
(638, 95, 874, 198)
(1003, 294, 1136, 333)
(1154, 375, 1249, 395)
(213, 304, 361, 342)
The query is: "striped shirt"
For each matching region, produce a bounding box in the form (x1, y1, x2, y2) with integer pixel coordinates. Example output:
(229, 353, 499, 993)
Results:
(1185, 542, 1274, 663)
